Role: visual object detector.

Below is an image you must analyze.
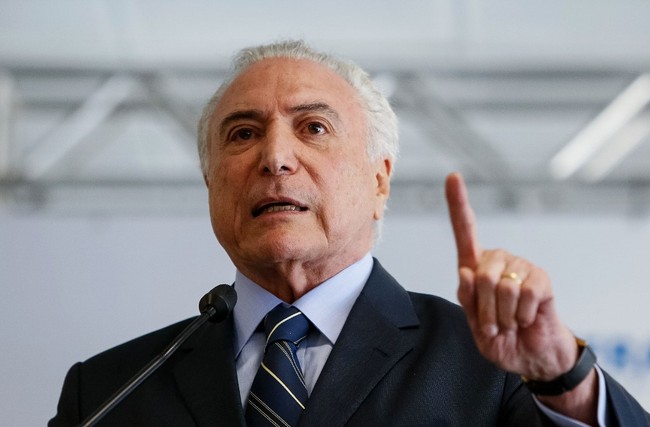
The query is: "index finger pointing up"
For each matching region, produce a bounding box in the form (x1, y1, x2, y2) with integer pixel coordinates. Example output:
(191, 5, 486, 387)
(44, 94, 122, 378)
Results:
(445, 172, 482, 269)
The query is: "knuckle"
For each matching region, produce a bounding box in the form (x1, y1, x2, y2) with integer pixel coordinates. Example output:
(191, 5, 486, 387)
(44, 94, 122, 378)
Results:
(496, 281, 519, 298)
(519, 283, 540, 300)
(477, 305, 495, 321)
(475, 270, 497, 287)
(493, 248, 510, 259)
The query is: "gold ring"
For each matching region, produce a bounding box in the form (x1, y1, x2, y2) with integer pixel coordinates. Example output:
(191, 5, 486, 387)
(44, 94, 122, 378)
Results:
(501, 272, 523, 286)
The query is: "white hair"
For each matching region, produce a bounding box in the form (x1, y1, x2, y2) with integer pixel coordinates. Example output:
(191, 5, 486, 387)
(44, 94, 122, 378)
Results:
(197, 40, 399, 175)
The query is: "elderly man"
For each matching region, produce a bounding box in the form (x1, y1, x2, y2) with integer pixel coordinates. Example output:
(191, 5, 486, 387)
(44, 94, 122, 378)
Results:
(50, 40, 648, 426)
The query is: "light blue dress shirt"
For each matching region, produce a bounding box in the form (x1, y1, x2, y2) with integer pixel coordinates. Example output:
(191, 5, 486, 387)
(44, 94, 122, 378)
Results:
(233, 253, 372, 405)
(231, 253, 607, 426)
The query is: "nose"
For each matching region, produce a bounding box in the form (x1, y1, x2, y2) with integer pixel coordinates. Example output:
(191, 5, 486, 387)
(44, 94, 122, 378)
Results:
(258, 124, 299, 176)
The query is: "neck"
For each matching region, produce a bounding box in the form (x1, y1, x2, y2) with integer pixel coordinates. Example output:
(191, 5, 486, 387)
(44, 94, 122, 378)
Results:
(237, 254, 367, 303)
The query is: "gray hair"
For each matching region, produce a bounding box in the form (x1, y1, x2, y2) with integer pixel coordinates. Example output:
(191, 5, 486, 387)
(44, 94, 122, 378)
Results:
(197, 40, 399, 175)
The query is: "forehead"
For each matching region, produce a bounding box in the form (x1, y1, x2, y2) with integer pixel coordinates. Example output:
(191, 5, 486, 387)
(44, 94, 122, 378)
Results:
(213, 57, 363, 120)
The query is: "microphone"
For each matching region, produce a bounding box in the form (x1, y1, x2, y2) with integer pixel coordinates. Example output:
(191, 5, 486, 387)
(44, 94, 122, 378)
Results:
(199, 284, 237, 323)
(80, 285, 237, 427)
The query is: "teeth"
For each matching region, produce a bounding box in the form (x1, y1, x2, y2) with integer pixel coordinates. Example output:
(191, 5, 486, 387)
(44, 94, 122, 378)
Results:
(264, 204, 300, 214)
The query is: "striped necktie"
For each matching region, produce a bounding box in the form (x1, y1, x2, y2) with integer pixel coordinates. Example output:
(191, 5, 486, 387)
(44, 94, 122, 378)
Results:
(245, 305, 310, 427)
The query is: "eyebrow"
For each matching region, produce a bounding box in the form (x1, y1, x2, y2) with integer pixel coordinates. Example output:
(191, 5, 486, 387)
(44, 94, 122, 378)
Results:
(290, 102, 340, 119)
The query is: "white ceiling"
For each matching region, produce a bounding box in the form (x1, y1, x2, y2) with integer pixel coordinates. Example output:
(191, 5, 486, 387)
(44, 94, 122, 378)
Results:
(2, 0, 650, 215)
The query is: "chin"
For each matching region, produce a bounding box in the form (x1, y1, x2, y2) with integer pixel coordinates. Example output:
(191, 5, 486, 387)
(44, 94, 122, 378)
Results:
(268, 242, 316, 262)
(247, 234, 320, 262)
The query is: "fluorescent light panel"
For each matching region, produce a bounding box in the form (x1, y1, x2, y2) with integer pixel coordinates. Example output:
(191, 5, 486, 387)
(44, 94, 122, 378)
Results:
(549, 74, 650, 180)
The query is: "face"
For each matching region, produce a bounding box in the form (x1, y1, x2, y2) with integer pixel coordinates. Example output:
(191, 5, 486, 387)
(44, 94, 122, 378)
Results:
(205, 57, 392, 281)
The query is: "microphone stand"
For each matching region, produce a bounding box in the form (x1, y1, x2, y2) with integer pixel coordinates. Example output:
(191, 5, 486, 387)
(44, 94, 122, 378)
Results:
(80, 284, 236, 427)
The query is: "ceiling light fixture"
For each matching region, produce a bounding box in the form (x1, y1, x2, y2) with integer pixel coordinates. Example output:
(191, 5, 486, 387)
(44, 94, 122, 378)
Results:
(549, 73, 650, 180)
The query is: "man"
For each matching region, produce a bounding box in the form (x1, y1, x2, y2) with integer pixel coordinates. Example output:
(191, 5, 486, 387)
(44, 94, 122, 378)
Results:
(50, 40, 649, 426)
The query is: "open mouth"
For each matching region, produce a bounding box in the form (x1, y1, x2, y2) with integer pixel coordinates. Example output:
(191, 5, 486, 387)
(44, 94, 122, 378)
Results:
(252, 202, 308, 217)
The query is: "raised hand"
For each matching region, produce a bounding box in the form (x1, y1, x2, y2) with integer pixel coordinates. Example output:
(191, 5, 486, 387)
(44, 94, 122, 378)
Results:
(445, 172, 579, 381)
(445, 172, 600, 422)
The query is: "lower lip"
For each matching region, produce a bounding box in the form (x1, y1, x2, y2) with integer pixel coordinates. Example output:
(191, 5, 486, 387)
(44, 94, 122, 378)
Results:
(255, 209, 306, 218)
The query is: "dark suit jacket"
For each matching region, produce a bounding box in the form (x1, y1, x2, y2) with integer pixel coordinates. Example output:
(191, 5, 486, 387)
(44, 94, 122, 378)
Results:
(50, 260, 649, 426)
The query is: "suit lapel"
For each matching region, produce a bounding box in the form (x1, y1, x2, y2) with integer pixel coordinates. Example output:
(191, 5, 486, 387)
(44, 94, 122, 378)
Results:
(173, 315, 245, 427)
(300, 260, 420, 426)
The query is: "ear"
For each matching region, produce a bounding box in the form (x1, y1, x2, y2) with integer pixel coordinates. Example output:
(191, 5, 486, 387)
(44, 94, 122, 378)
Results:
(373, 158, 393, 221)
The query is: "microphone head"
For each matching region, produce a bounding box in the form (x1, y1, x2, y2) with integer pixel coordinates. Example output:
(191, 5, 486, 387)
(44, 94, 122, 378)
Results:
(198, 284, 237, 323)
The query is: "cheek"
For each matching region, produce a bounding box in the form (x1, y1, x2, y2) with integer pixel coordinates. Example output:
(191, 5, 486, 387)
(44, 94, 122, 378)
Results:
(210, 155, 249, 199)
(208, 163, 245, 228)
(208, 186, 229, 237)
(326, 161, 377, 216)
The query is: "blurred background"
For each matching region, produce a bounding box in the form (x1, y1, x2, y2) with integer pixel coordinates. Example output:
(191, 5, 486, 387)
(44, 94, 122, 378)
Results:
(1, 1, 650, 424)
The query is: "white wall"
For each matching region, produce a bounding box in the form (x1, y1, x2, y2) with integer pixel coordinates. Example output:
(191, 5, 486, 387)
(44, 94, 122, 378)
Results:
(1, 210, 649, 425)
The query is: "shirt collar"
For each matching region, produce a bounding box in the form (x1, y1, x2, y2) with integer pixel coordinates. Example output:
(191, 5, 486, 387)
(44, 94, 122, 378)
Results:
(233, 253, 373, 357)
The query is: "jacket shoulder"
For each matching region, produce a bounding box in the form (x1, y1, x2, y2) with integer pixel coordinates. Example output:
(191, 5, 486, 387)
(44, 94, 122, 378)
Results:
(84, 317, 197, 370)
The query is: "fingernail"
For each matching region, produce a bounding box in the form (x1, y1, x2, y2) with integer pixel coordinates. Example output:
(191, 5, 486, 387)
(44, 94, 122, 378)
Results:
(482, 324, 498, 337)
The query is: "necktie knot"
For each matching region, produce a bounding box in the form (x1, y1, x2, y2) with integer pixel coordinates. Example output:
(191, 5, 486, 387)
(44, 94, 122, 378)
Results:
(264, 305, 309, 350)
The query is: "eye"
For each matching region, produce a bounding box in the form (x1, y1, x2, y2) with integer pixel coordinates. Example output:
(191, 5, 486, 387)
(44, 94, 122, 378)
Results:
(306, 122, 327, 135)
(229, 127, 256, 142)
